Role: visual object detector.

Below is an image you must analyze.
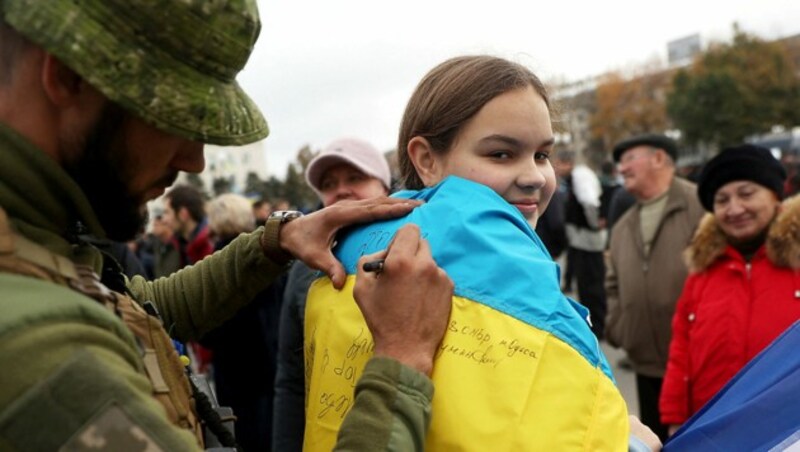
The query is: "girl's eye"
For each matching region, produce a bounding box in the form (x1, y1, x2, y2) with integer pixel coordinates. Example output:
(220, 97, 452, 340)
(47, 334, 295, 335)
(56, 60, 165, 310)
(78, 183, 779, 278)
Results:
(489, 151, 512, 160)
(535, 151, 550, 161)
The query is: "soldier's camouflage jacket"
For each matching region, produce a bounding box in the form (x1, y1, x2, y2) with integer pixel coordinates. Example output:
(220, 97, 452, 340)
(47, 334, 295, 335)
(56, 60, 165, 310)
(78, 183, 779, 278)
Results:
(0, 121, 285, 450)
(0, 123, 434, 452)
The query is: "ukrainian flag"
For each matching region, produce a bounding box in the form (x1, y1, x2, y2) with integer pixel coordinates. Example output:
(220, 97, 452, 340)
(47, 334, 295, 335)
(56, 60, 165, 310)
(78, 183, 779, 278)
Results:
(304, 176, 629, 451)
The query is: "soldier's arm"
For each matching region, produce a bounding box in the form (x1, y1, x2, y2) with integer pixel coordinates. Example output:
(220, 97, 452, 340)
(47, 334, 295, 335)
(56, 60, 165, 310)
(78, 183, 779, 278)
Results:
(128, 197, 421, 342)
(128, 228, 285, 342)
(334, 358, 434, 452)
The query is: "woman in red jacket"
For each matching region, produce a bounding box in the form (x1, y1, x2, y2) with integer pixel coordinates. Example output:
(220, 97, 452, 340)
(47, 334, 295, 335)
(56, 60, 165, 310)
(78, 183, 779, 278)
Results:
(660, 144, 800, 435)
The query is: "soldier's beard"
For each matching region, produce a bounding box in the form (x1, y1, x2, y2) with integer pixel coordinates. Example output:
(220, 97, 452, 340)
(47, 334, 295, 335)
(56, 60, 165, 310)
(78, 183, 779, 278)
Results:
(63, 104, 148, 241)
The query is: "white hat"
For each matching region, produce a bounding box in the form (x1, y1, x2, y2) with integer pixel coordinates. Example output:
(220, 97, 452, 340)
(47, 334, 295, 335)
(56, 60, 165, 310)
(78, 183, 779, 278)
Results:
(305, 137, 391, 193)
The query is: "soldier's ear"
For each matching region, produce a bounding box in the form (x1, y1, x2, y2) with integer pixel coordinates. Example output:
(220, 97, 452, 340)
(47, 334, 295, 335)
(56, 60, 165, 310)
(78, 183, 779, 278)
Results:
(40, 54, 86, 107)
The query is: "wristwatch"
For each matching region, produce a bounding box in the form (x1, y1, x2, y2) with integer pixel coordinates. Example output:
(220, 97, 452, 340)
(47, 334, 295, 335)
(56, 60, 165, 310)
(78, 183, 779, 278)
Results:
(261, 210, 304, 266)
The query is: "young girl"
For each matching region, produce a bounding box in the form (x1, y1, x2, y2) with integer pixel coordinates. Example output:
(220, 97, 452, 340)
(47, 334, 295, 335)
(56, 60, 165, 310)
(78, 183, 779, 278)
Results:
(302, 55, 630, 451)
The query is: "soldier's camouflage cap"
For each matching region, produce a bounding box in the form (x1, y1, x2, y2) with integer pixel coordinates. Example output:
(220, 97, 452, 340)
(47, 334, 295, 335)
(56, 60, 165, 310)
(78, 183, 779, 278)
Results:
(2, 0, 268, 146)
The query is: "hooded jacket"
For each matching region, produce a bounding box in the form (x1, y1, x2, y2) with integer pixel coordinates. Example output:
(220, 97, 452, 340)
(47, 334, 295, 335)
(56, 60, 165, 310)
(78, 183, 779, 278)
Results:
(659, 195, 800, 425)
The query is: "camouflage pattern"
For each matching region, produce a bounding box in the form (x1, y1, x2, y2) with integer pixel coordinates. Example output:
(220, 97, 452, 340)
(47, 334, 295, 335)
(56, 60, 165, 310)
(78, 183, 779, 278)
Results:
(2, 0, 268, 146)
(64, 404, 164, 452)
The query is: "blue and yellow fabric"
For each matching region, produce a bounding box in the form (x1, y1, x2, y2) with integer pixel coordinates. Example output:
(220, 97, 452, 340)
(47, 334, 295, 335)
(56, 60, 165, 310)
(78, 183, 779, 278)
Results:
(303, 176, 629, 451)
(665, 320, 800, 451)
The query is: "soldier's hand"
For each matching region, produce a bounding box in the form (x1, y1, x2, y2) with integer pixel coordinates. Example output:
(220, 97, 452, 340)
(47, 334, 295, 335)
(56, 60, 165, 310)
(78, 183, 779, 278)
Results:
(353, 224, 453, 376)
(280, 197, 421, 289)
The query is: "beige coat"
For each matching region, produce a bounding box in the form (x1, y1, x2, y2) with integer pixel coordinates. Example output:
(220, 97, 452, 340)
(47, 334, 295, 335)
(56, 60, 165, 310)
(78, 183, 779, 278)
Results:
(605, 177, 705, 377)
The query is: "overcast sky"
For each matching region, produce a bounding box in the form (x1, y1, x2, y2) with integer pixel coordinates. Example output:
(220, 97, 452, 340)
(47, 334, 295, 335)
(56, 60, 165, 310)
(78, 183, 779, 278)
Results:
(235, 0, 800, 177)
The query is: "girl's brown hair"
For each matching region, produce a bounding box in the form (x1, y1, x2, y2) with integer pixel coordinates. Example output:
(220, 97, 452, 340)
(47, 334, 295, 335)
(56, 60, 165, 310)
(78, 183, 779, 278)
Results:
(397, 55, 550, 189)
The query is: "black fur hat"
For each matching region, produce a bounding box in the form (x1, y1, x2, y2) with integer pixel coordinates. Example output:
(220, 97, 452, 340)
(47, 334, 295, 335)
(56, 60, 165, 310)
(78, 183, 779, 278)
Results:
(697, 144, 786, 211)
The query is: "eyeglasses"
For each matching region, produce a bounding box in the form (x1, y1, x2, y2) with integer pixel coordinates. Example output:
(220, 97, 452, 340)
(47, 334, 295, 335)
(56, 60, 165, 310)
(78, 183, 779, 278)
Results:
(618, 148, 656, 165)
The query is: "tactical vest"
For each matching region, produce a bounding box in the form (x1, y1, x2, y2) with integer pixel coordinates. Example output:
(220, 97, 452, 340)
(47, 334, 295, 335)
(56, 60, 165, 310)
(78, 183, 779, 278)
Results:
(0, 207, 204, 448)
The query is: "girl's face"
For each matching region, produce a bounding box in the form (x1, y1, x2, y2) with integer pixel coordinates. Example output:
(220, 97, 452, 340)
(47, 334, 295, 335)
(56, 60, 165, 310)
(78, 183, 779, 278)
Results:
(424, 86, 556, 228)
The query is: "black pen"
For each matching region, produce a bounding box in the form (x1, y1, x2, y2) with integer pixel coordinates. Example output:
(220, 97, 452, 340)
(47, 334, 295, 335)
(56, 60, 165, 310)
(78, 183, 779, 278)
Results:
(362, 259, 385, 273)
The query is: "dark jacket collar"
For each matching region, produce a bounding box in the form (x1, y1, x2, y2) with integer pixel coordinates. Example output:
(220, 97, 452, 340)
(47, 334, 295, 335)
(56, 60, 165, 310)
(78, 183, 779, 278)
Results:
(0, 122, 106, 270)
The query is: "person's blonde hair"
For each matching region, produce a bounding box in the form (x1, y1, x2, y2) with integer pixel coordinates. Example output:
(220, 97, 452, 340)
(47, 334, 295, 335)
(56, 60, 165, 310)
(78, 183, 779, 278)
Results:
(207, 193, 256, 239)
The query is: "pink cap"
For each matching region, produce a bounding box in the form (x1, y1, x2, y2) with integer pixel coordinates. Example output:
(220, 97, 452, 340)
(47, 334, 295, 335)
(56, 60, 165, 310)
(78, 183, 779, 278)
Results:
(305, 137, 391, 193)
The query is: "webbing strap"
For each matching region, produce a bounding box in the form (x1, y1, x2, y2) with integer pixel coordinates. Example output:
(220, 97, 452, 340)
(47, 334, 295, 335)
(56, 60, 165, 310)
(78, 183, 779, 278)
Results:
(0, 206, 115, 309)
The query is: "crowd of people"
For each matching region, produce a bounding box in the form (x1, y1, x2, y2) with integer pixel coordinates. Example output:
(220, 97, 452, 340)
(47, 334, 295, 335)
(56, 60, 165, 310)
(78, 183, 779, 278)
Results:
(538, 136, 800, 446)
(1, 1, 799, 452)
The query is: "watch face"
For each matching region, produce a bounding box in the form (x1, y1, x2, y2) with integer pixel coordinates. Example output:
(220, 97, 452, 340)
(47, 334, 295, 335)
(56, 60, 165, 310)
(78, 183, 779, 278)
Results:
(269, 210, 304, 222)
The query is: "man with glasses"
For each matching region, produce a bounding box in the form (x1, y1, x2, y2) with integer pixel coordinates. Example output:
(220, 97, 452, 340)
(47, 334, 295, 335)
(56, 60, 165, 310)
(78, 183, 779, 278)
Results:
(605, 134, 704, 441)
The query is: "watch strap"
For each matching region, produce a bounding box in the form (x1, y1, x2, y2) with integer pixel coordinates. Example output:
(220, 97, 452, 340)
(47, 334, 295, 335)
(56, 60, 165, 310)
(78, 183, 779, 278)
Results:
(260, 213, 297, 266)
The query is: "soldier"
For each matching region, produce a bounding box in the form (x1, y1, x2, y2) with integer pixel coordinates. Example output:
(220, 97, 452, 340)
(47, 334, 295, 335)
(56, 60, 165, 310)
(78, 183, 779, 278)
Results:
(0, 1, 452, 451)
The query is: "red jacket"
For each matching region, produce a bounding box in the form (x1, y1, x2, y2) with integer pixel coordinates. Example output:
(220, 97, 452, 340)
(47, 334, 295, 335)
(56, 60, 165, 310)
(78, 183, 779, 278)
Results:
(171, 222, 214, 267)
(185, 223, 213, 264)
(660, 196, 800, 425)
